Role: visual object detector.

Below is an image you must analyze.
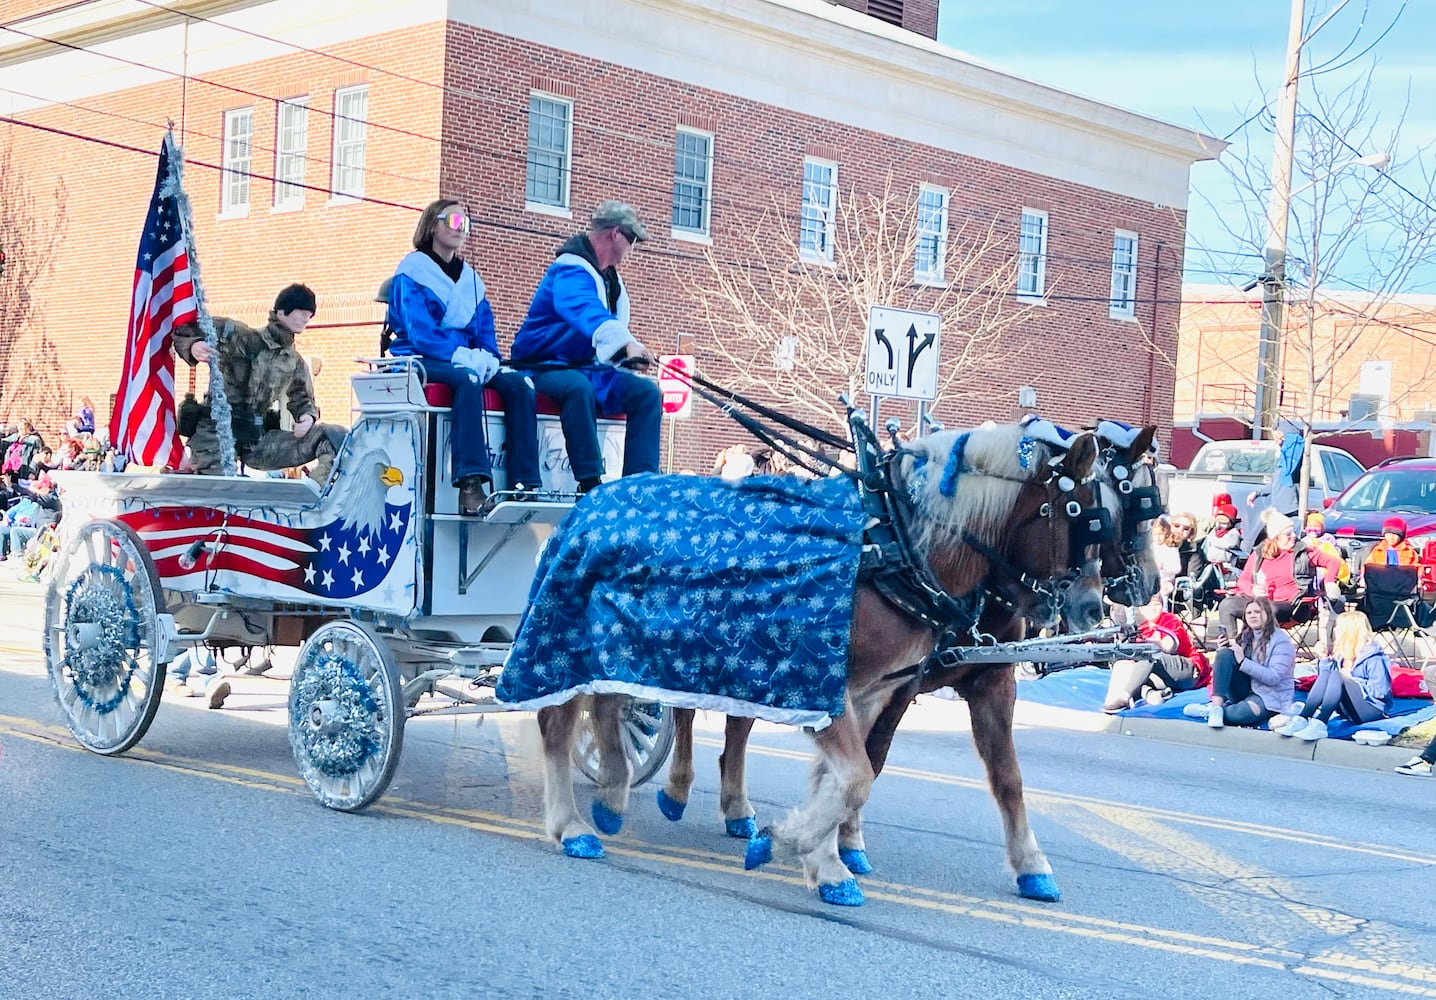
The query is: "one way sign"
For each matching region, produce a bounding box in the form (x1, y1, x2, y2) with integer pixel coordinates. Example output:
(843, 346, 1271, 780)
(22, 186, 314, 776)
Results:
(864, 305, 941, 401)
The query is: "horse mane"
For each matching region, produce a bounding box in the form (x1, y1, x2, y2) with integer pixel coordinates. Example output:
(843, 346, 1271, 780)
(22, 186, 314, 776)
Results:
(900, 422, 1048, 556)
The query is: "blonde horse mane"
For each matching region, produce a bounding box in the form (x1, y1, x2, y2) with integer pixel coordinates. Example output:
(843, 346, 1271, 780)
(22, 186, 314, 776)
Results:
(900, 422, 1053, 556)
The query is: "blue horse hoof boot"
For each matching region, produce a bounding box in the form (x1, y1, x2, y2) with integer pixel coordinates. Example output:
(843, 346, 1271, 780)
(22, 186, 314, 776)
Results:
(744, 830, 774, 871)
(1017, 873, 1062, 902)
(725, 816, 758, 839)
(655, 789, 686, 822)
(591, 800, 623, 836)
(562, 834, 604, 859)
(839, 847, 873, 875)
(818, 878, 865, 907)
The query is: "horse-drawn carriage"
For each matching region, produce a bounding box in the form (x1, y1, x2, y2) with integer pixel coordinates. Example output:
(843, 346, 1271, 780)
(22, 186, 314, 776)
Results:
(45, 356, 675, 810)
(45, 353, 1165, 907)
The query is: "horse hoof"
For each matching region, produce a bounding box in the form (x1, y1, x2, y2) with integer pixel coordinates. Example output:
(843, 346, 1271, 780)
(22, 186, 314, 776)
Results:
(655, 789, 686, 822)
(561, 834, 604, 859)
(817, 878, 865, 906)
(744, 829, 774, 870)
(839, 847, 873, 875)
(591, 800, 623, 836)
(725, 816, 758, 839)
(1017, 873, 1062, 902)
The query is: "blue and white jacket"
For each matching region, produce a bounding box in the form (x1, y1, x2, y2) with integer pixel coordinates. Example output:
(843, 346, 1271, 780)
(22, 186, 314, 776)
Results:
(386, 250, 497, 362)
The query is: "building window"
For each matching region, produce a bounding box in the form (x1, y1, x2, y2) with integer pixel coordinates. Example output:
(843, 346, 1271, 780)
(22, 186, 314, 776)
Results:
(914, 184, 948, 284)
(526, 93, 572, 210)
(1110, 229, 1139, 318)
(800, 157, 837, 262)
(220, 107, 252, 214)
(867, 0, 904, 27)
(672, 128, 712, 236)
(273, 97, 308, 210)
(1017, 208, 1047, 299)
(331, 85, 368, 201)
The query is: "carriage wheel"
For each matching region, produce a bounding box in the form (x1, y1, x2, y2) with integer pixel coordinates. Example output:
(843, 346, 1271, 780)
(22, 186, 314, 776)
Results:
(288, 620, 404, 812)
(573, 699, 676, 788)
(44, 519, 168, 756)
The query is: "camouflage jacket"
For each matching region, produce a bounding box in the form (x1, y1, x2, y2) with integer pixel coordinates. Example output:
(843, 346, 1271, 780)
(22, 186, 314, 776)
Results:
(174, 312, 319, 422)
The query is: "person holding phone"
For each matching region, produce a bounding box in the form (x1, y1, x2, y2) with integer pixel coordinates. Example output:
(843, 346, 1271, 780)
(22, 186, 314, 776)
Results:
(1102, 593, 1210, 712)
(1185, 595, 1296, 729)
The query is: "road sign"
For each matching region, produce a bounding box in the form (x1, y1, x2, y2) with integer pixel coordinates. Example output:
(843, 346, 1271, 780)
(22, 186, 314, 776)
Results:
(864, 306, 941, 401)
(658, 354, 694, 418)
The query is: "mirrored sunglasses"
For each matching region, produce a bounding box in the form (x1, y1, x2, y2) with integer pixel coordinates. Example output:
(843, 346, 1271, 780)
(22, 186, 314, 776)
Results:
(438, 211, 471, 234)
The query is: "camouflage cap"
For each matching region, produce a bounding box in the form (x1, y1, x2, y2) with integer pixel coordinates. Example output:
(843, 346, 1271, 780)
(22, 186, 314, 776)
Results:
(590, 200, 648, 242)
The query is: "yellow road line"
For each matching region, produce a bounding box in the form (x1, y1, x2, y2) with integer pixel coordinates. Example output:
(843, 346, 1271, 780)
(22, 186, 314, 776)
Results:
(3, 715, 1434, 995)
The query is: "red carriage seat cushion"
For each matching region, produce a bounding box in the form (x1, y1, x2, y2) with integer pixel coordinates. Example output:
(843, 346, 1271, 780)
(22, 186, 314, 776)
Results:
(421, 382, 624, 419)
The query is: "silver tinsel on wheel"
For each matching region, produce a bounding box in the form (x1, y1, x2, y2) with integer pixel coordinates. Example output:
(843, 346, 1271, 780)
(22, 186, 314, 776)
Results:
(63, 566, 142, 713)
(293, 652, 382, 777)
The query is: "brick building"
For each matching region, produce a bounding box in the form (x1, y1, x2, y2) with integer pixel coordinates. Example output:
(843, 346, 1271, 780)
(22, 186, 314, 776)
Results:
(0, 0, 1220, 469)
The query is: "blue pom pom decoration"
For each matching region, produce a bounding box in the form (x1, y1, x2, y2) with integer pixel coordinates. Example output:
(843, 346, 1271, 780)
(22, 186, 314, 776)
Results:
(839, 847, 872, 875)
(1016, 872, 1062, 902)
(725, 816, 758, 839)
(939, 433, 970, 498)
(655, 788, 687, 822)
(744, 831, 774, 870)
(591, 799, 623, 835)
(562, 834, 605, 859)
(817, 878, 865, 907)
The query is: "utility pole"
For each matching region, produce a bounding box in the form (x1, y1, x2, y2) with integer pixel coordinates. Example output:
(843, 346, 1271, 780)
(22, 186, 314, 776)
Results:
(1252, 0, 1305, 441)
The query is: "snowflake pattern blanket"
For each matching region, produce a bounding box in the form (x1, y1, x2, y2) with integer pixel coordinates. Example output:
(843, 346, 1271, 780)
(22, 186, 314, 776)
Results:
(497, 473, 866, 728)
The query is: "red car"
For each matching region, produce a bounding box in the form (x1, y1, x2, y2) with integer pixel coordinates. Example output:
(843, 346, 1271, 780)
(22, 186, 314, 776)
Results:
(1324, 457, 1436, 591)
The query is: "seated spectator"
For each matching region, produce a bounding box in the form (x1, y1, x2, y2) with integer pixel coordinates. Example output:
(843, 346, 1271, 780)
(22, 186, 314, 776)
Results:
(1, 471, 60, 560)
(1275, 610, 1393, 741)
(2, 419, 44, 478)
(66, 396, 95, 438)
(1102, 593, 1212, 712)
(1395, 663, 1436, 777)
(1364, 517, 1419, 568)
(31, 447, 57, 474)
(1169, 511, 1207, 583)
(1151, 516, 1183, 599)
(1187, 595, 1296, 728)
(713, 444, 755, 481)
(1214, 509, 1343, 636)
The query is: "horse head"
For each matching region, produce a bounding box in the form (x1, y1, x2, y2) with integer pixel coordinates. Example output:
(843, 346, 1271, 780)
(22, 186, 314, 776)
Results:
(1092, 421, 1163, 609)
(900, 422, 1103, 633)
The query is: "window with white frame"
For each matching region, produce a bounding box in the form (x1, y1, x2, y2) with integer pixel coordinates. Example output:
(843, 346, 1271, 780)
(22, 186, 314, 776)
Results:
(526, 93, 572, 210)
(220, 107, 252, 214)
(1016, 208, 1047, 298)
(330, 85, 368, 201)
(672, 128, 712, 236)
(914, 184, 949, 283)
(800, 158, 837, 262)
(273, 98, 308, 209)
(1110, 229, 1138, 318)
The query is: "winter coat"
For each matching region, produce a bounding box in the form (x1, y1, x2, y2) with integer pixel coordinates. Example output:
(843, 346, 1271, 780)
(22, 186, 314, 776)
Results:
(386, 250, 498, 363)
(173, 313, 320, 426)
(1340, 641, 1395, 715)
(1235, 544, 1343, 604)
(1237, 627, 1298, 713)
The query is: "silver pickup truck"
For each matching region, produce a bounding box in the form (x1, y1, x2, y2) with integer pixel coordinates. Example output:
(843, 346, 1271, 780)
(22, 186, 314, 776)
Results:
(1163, 440, 1367, 548)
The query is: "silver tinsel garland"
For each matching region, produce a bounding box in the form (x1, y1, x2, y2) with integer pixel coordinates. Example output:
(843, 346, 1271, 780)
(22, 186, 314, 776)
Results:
(63, 566, 142, 713)
(292, 652, 382, 777)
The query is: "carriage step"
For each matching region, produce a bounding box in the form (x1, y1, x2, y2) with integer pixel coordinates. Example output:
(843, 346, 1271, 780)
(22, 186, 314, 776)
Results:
(431, 499, 573, 526)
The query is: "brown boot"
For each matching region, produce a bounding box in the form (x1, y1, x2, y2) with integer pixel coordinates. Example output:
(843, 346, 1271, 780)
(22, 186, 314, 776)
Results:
(458, 476, 488, 516)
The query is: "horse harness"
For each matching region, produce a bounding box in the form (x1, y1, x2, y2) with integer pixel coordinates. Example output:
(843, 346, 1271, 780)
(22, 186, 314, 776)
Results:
(1090, 445, 1164, 603)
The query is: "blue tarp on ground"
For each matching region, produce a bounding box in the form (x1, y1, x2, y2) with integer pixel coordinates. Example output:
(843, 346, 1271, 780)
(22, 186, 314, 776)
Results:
(1016, 665, 1435, 738)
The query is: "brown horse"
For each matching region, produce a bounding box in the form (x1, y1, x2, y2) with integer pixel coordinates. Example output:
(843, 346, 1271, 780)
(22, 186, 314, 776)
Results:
(530, 422, 1103, 905)
(656, 423, 1161, 901)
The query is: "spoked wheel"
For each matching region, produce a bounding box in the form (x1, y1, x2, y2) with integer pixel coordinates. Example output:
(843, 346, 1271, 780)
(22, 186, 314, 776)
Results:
(288, 620, 404, 812)
(44, 519, 168, 755)
(573, 699, 676, 788)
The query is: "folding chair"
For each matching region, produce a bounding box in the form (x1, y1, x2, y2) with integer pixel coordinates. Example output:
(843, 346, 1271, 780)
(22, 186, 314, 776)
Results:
(1361, 564, 1434, 668)
(1171, 563, 1231, 646)
(1279, 594, 1324, 661)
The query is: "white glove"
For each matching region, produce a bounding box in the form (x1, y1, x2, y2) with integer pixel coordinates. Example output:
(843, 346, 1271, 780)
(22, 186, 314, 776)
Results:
(191, 341, 214, 364)
(451, 346, 499, 383)
(292, 413, 315, 439)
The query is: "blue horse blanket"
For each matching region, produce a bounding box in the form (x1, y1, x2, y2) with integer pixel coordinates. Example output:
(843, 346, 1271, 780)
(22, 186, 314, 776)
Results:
(497, 473, 866, 727)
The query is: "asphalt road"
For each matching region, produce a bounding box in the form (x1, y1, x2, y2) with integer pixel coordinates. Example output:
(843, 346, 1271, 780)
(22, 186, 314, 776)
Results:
(2, 582, 1434, 999)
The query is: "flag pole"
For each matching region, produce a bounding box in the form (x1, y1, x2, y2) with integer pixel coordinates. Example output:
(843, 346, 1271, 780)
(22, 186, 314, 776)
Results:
(161, 127, 236, 475)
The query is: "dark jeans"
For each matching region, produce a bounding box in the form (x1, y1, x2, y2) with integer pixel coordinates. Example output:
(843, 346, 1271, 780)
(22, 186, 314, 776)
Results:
(425, 362, 540, 488)
(532, 368, 661, 481)
(1210, 648, 1271, 727)
(1299, 664, 1385, 725)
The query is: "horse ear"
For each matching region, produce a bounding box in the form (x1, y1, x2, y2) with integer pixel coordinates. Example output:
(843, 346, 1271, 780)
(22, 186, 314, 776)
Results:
(1128, 425, 1157, 463)
(1063, 433, 1099, 481)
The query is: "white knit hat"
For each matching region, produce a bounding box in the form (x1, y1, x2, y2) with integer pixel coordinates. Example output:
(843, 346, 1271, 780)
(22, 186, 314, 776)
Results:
(1262, 507, 1295, 538)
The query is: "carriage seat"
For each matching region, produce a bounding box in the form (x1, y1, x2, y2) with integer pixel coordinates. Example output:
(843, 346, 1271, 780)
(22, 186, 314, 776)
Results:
(420, 382, 626, 421)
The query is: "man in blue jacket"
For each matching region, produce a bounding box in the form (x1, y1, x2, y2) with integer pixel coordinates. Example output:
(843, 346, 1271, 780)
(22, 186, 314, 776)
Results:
(511, 200, 661, 494)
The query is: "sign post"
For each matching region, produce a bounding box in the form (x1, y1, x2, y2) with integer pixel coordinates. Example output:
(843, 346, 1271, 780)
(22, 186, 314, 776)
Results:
(658, 353, 694, 472)
(864, 305, 941, 433)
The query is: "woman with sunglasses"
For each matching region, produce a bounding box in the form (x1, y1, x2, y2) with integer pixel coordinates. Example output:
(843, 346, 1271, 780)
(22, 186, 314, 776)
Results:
(386, 198, 541, 515)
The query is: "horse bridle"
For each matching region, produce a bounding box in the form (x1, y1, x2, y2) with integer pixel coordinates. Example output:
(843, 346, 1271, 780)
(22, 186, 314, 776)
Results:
(1091, 445, 1164, 604)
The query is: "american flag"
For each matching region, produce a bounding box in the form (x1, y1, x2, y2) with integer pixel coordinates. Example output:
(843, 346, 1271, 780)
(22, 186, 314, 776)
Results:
(110, 132, 194, 470)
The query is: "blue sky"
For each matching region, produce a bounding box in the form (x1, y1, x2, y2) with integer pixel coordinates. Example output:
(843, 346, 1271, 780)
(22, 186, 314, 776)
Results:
(937, 1, 1436, 292)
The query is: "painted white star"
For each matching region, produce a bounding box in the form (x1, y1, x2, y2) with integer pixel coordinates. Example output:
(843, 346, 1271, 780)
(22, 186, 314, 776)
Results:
(388, 511, 403, 533)
(321, 569, 335, 590)
(303, 565, 316, 584)
(376, 546, 390, 566)
(317, 533, 332, 552)
(338, 542, 351, 566)
(357, 535, 371, 556)
(351, 568, 364, 589)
